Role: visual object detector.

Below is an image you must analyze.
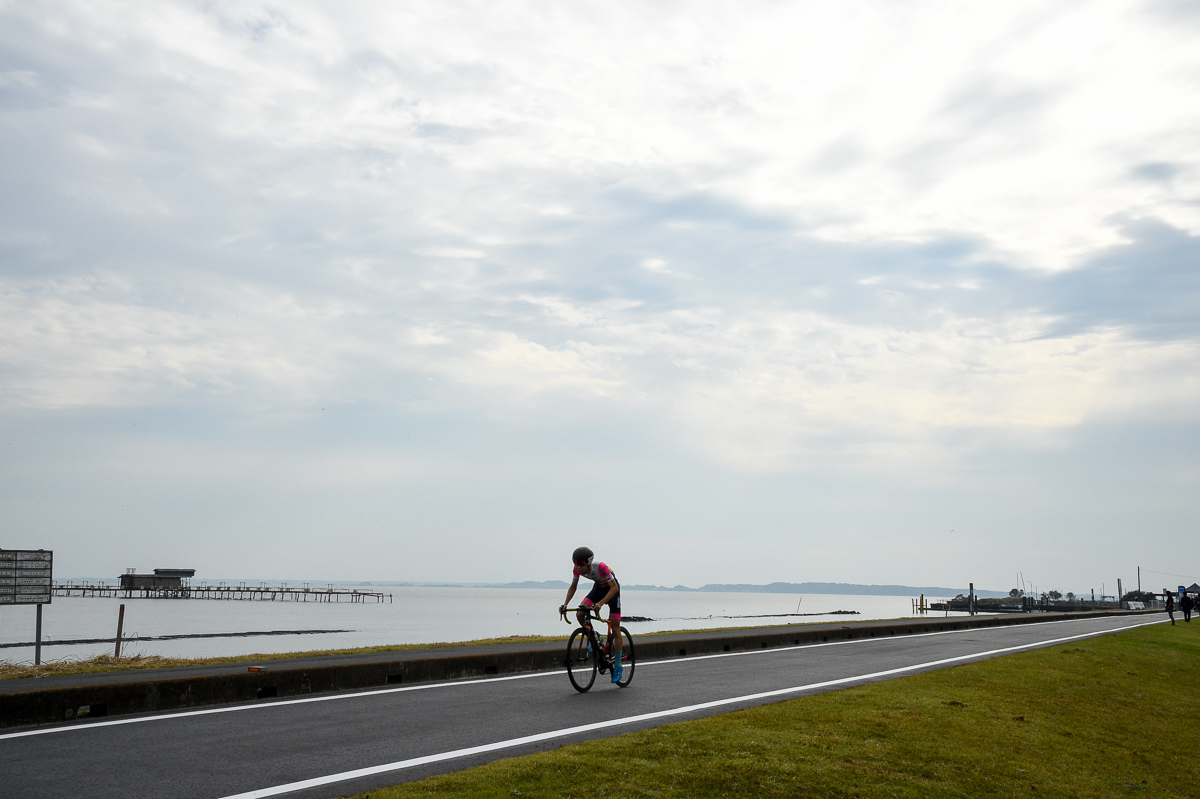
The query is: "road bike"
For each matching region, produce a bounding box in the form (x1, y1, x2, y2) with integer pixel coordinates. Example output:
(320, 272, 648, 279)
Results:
(560, 606, 635, 692)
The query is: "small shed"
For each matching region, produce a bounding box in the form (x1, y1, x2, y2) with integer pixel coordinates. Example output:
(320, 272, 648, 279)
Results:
(154, 568, 196, 581)
(119, 568, 195, 590)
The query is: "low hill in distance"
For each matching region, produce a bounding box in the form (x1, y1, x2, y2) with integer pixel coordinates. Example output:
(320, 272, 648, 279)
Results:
(340, 580, 1009, 598)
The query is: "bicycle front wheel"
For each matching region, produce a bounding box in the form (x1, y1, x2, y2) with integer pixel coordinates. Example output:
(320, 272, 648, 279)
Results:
(615, 626, 635, 688)
(566, 628, 597, 693)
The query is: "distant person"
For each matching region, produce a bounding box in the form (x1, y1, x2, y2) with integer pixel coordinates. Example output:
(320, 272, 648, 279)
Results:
(1166, 594, 1176, 625)
(1181, 593, 1193, 623)
(559, 546, 623, 683)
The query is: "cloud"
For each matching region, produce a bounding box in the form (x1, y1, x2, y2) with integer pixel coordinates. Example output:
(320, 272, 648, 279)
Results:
(6, 0, 1198, 269)
(1, 0, 1199, 587)
(1043, 219, 1200, 339)
(5, 172, 1197, 477)
(1131, 162, 1184, 182)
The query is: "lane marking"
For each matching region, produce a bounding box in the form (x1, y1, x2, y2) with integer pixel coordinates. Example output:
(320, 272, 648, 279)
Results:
(215, 617, 1166, 799)
(0, 614, 1161, 742)
(0, 668, 557, 741)
(634, 612, 1138, 668)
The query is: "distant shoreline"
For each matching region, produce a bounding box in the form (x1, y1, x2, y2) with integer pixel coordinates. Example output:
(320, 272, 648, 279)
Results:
(59, 578, 1008, 598)
(483, 580, 1009, 598)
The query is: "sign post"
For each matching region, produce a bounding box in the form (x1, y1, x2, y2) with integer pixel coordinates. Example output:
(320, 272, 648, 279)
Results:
(0, 549, 54, 665)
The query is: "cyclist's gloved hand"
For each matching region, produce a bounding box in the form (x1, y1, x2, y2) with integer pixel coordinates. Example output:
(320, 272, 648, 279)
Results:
(558, 604, 566, 615)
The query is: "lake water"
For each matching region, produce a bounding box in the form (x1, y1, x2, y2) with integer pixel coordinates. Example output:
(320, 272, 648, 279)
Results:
(0, 586, 969, 665)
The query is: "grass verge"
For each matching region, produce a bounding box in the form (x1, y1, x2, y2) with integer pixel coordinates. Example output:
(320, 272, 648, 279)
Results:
(353, 616, 1197, 799)
(0, 615, 905, 682)
(0, 635, 560, 681)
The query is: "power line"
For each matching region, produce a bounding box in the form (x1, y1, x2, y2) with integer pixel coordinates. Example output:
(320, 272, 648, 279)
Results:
(1140, 568, 1194, 580)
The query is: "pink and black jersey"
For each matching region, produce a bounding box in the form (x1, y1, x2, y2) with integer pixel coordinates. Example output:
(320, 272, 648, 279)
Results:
(573, 561, 616, 587)
(574, 560, 621, 619)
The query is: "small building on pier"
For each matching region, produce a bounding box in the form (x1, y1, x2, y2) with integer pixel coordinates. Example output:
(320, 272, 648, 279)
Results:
(119, 568, 196, 590)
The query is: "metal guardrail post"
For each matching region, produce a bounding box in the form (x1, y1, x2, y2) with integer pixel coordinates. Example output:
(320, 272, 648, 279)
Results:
(114, 604, 125, 658)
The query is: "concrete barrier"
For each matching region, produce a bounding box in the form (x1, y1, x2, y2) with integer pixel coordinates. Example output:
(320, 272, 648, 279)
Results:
(0, 609, 1154, 730)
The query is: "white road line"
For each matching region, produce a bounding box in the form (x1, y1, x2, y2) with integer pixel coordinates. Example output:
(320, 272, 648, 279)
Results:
(214, 617, 1166, 799)
(0, 668, 559, 741)
(635, 612, 1137, 668)
(0, 613, 1162, 742)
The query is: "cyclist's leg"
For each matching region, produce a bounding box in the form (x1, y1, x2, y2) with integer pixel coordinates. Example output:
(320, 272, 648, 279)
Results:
(608, 591, 623, 682)
(608, 591, 622, 655)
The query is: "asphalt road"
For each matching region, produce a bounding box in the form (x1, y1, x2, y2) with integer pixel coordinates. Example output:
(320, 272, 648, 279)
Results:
(0, 613, 1165, 799)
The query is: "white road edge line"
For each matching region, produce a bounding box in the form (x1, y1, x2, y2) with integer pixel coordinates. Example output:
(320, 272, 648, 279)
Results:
(0, 614, 1161, 742)
(214, 617, 1166, 799)
(635, 612, 1135, 668)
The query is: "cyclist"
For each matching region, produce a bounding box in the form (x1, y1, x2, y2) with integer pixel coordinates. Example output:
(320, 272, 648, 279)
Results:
(559, 546, 623, 683)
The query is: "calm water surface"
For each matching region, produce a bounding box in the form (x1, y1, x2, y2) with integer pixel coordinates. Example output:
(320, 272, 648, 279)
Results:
(0, 586, 969, 664)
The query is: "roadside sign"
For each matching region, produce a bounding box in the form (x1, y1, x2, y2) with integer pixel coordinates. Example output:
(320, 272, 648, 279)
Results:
(0, 549, 53, 605)
(1, 549, 53, 665)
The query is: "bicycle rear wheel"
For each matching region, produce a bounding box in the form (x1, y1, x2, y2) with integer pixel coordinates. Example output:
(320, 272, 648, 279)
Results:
(615, 626, 635, 688)
(566, 628, 597, 692)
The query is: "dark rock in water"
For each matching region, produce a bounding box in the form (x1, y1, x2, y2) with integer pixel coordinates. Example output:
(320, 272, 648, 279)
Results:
(621, 615, 654, 622)
(830, 610, 860, 615)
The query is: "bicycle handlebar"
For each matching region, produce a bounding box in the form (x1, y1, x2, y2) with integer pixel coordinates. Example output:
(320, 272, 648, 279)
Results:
(560, 606, 613, 626)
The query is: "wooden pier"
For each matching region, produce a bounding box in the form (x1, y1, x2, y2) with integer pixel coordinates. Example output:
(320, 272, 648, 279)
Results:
(52, 582, 392, 603)
(928, 597, 1136, 613)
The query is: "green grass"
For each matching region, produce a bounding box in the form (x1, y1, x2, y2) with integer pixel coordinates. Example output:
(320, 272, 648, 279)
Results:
(352, 617, 1199, 799)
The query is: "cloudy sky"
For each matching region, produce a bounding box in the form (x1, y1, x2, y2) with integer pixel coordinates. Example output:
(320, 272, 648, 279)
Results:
(1, 0, 1198, 594)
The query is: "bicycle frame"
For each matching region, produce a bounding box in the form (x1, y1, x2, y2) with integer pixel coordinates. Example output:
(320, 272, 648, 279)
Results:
(561, 606, 633, 692)
(561, 606, 618, 654)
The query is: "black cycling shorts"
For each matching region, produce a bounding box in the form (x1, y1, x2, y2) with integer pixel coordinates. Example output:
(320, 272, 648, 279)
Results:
(583, 582, 621, 618)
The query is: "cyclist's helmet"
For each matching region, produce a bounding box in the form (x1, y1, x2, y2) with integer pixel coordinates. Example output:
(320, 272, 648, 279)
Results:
(572, 546, 594, 565)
